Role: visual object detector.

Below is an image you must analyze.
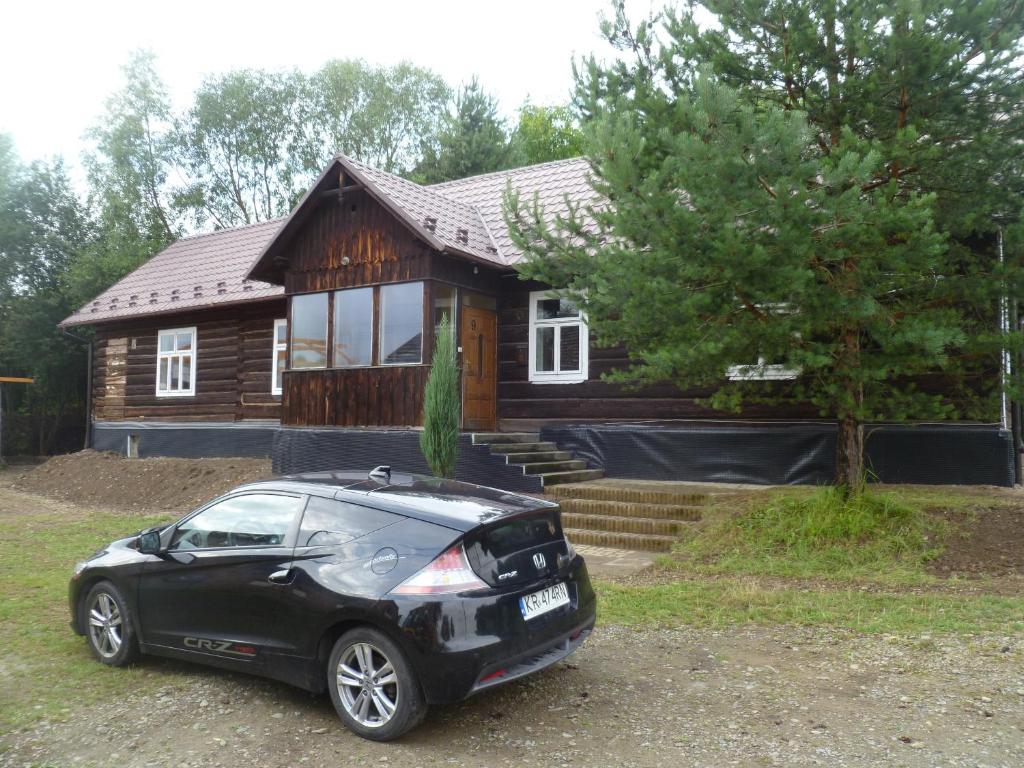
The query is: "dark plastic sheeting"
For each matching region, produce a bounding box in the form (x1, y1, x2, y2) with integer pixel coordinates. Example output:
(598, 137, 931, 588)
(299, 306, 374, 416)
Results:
(93, 422, 277, 459)
(541, 423, 1015, 487)
(272, 428, 542, 493)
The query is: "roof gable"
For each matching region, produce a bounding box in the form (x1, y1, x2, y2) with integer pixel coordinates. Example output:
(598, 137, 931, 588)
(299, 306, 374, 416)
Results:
(61, 155, 598, 327)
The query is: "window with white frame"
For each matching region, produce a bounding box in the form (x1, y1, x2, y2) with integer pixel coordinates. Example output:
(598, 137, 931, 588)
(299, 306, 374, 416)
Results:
(528, 290, 588, 383)
(156, 327, 197, 397)
(271, 319, 287, 395)
(725, 303, 800, 381)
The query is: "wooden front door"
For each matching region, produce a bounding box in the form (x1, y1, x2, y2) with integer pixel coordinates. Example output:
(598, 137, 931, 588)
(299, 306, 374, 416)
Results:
(461, 305, 497, 431)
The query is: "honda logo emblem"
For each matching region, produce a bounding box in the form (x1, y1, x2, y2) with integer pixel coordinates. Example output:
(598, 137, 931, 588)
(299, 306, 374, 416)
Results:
(532, 552, 546, 569)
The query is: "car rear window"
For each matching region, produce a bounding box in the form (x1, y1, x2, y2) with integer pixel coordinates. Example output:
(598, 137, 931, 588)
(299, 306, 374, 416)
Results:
(478, 511, 561, 559)
(298, 496, 401, 547)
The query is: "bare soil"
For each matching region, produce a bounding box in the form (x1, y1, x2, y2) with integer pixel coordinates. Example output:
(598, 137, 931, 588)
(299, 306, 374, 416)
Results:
(10, 450, 272, 512)
(928, 507, 1024, 577)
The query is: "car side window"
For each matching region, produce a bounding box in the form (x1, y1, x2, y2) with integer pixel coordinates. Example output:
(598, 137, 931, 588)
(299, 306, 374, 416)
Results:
(298, 496, 401, 547)
(170, 494, 302, 551)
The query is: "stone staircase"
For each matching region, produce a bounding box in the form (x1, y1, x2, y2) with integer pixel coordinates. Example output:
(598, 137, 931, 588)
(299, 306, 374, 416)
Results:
(471, 433, 604, 487)
(546, 480, 712, 552)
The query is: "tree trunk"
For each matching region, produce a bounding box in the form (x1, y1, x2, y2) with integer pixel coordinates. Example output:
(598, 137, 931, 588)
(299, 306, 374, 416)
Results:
(835, 411, 864, 495)
(835, 324, 865, 495)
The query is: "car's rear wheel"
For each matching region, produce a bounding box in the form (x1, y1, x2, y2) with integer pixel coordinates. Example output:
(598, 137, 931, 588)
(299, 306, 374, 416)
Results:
(327, 627, 426, 741)
(82, 580, 138, 666)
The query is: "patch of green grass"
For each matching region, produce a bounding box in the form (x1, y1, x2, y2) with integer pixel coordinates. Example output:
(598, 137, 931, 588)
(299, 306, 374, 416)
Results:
(674, 487, 949, 583)
(595, 578, 1024, 634)
(0, 508, 176, 731)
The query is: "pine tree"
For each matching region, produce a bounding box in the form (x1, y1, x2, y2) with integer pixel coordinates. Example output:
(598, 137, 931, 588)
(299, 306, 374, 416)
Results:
(507, 2, 1024, 493)
(420, 316, 461, 478)
(415, 78, 510, 183)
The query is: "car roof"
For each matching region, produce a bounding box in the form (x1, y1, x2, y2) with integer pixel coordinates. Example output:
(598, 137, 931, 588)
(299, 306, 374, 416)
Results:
(232, 471, 556, 533)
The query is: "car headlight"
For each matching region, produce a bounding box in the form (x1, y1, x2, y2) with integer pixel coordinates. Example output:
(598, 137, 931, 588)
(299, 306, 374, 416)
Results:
(72, 560, 89, 579)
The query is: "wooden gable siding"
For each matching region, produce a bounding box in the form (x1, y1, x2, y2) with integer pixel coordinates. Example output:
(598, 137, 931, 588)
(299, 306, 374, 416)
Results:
(91, 300, 286, 422)
(497, 289, 819, 425)
(284, 190, 435, 294)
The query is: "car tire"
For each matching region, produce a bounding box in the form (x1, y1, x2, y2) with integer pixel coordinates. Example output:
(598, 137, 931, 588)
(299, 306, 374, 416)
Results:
(327, 627, 427, 741)
(81, 580, 139, 667)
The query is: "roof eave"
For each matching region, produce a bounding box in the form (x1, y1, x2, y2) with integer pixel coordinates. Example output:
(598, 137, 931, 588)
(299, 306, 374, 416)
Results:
(58, 292, 287, 329)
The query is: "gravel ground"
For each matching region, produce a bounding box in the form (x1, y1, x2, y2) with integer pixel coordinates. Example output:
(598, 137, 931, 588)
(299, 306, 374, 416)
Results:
(3, 625, 1022, 767)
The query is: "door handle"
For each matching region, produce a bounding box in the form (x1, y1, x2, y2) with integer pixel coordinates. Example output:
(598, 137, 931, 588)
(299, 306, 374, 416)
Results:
(268, 569, 294, 584)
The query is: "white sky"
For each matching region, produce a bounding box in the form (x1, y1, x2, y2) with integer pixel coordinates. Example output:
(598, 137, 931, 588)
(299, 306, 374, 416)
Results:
(0, 0, 664, 171)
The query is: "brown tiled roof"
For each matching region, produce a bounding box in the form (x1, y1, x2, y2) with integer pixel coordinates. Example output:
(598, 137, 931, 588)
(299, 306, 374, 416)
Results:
(429, 156, 597, 264)
(63, 156, 598, 327)
(61, 219, 284, 326)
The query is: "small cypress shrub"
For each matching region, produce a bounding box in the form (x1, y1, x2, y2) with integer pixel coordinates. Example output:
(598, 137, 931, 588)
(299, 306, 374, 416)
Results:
(420, 315, 461, 478)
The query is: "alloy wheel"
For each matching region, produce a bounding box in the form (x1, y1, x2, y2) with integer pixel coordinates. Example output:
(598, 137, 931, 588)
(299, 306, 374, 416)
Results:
(88, 592, 123, 658)
(336, 642, 399, 728)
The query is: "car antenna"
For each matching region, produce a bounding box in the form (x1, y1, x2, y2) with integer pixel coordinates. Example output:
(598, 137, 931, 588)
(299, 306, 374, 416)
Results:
(369, 465, 392, 483)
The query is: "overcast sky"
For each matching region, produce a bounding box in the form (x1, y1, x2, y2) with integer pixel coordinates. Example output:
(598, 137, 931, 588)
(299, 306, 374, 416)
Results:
(1, 0, 664, 171)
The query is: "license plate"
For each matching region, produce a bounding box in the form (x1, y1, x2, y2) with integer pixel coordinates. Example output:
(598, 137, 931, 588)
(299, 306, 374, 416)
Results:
(519, 582, 570, 620)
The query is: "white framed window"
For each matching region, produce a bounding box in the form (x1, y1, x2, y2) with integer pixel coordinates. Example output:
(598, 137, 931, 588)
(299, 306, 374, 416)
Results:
(726, 358, 800, 381)
(726, 303, 800, 381)
(156, 327, 197, 397)
(271, 319, 287, 395)
(528, 290, 588, 384)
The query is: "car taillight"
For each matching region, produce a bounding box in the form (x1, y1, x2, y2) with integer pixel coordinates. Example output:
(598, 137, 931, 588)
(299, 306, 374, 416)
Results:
(391, 543, 487, 595)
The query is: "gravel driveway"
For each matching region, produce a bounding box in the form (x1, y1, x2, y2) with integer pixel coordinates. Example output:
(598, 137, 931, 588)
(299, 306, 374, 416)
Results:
(3, 624, 1022, 767)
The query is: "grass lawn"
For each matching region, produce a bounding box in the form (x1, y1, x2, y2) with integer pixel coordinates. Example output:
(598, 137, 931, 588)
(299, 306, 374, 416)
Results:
(0, 496, 177, 731)
(594, 485, 1024, 633)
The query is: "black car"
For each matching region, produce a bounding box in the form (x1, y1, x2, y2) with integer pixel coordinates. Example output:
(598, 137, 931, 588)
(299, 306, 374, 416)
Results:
(69, 467, 596, 740)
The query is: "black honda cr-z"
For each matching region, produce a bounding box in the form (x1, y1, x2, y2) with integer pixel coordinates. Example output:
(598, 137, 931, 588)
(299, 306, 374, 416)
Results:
(69, 467, 596, 740)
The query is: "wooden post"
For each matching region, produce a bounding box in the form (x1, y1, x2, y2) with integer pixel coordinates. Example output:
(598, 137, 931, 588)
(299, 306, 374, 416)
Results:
(0, 377, 35, 464)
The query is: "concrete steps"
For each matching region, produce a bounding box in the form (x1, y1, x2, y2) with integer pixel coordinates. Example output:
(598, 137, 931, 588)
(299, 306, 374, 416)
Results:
(471, 433, 604, 487)
(557, 497, 703, 521)
(561, 528, 680, 553)
(547, 480, 719, 552)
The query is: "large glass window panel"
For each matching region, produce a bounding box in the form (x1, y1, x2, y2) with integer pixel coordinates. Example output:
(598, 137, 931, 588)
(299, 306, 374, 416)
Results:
(433, 284, 457, 335)
(333, 287, 373, 366)
(535, 326, 555, 372)
(290, 293, 328, 369)
(380, 282, 424, 365)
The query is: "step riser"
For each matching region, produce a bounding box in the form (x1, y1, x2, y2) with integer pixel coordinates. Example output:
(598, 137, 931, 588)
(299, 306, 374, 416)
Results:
(488, 442, 558, 454)
(555, 498, 703, 521)
(538, 469, 605, 486)
(501, 451, 572, 463)
(547, 485, 709, 506)
(471, 433, 540, 445)
(564, 529, 674, 553)
(517, 460, 587, 474)
(562, 513, 687, 537)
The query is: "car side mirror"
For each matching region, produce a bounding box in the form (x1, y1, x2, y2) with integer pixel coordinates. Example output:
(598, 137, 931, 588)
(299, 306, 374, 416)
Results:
(138, 529, 163, 555)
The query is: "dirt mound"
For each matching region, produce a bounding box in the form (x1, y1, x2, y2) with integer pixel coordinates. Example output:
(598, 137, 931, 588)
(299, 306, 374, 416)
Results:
(928, 507, 1024, 577)
(10, 450, 272, 512)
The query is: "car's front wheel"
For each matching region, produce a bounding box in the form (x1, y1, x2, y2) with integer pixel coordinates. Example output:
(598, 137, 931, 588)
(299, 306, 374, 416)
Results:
(327, 627, 426, 741)
(82, 580, 138, 666)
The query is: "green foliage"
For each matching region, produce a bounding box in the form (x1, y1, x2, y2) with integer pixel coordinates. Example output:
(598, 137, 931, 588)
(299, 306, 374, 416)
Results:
(509, 103, 586, 165)
(173, 68, 306, 228)
(506, 2, 1024, 487)
(302, 59, 450, 176)
(419, 316, 461, 478)
(681, 488, 944, 582)
(0, 147, 95, 454)
(415, 77, 511, 183)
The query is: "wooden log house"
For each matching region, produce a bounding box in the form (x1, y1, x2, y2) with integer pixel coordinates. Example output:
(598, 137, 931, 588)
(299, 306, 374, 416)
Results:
(60, 155, 1016, 488)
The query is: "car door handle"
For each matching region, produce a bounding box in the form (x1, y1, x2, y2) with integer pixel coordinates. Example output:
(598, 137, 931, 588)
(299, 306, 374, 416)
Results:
(268, 569, 294, 585)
